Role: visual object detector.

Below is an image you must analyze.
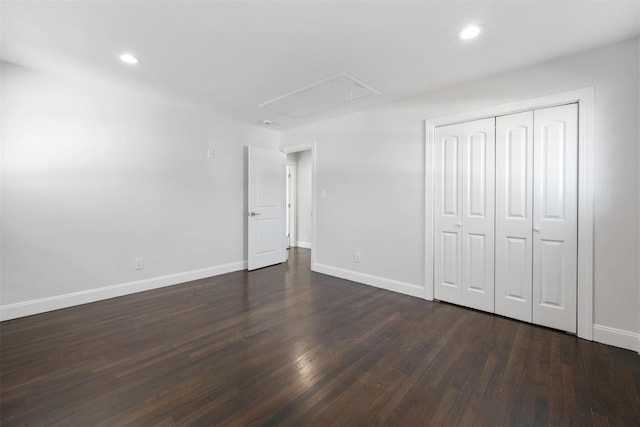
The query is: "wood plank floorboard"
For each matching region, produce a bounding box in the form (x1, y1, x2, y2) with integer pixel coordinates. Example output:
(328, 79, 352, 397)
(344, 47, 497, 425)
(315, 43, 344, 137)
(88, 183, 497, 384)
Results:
(1, 248, 639, 426)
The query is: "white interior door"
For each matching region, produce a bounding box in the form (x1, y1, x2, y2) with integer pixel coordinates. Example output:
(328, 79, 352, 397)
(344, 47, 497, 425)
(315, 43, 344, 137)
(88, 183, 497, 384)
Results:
(248, 146, 286, 271)
(434, 119, 495, 310)
(532, 104, 578, 333)
(495, 111, 534, 322)
(434, 123, 463, 305)
(461, 118, 495, 312)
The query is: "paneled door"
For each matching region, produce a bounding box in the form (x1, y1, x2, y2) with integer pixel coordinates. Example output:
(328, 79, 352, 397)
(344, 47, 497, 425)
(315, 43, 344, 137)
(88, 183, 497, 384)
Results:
(495, 105, 577, 332)
(532, 104, 578, 333)
(434, 118, 495, 311)
(461, 119, 495, 312)
(434, 123, 463, 305)
(248, 146, 286, 271)
(495, 111, 534, 322)
(432, 101, 580, 334)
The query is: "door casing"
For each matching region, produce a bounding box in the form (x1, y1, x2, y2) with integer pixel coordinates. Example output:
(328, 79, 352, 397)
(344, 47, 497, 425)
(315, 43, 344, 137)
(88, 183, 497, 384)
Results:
(286, 161, 297, 250)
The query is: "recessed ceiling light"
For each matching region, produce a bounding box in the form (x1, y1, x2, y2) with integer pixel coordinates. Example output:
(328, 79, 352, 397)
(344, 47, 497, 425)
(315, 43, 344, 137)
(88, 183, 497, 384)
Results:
(459, 25, 481, 40)
(263, 120, 272, 125)
(119, 53, 141, 65)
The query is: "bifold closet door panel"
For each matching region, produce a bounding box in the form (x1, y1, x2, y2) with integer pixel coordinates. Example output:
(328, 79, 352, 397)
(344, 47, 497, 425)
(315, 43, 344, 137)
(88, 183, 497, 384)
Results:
(434, 120, 495, 311)
(495, 111, 534, 322)
(532, 104, 578, 333)
(461, 118, 495, 312)
(434, 123, 463, 304)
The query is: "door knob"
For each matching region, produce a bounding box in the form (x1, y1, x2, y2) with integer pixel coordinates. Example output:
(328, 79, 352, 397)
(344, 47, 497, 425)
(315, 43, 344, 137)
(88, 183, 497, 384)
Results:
(455, 222, 462, 228)
(533, 227, 541, 233)
(249, 212, 261, 217)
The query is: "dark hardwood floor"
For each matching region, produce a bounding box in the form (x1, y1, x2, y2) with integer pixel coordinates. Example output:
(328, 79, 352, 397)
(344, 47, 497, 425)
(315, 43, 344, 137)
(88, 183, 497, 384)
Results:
(1, 248, 639, 426)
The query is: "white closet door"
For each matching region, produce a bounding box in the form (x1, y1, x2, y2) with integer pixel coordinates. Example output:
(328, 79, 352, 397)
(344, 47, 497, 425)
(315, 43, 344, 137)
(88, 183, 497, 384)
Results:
(532, 104, 578, 333)
(434, 123, 463, 305)
(461, 118, 495, 312)
(495, 111, 534, 322)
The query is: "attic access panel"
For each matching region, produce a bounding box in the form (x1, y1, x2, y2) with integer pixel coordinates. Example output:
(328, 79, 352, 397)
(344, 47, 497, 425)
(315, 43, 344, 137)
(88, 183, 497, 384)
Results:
(258, 73, 380, 118)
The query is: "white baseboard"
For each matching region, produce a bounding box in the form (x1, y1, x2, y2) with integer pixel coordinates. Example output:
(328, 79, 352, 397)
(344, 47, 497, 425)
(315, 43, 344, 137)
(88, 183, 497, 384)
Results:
(0, 261, 247, 321)
(592, 324, 640, 352)
(312, 263, 424, 299)
(295, 241, 312, 249)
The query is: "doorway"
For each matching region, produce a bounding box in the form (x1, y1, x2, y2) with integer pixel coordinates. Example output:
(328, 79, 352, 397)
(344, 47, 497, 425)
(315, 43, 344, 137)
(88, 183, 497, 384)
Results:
(286, 162, 296, 249)
(282, 142, 317, 268)
(286, 151, 312, 250)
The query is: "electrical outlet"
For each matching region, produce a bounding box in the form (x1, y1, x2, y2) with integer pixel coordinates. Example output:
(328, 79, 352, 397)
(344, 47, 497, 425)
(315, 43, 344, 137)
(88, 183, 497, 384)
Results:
(135, 257, 144, 270)
(354, 252, 361, 263)
(207, 148, 215, 159)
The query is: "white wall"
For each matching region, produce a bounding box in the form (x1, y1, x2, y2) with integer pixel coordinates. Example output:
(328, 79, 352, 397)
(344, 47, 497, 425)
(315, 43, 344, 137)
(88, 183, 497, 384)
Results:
(2, 39, 639, 349)
(295, 150, 313, 247)
(281, 38, 640, 343)
(0, 61, 279, 317)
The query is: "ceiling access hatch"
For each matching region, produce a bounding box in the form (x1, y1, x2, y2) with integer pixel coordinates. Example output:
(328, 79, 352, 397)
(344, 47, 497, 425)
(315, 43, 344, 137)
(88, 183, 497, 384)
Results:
(258, 73, 381, 118)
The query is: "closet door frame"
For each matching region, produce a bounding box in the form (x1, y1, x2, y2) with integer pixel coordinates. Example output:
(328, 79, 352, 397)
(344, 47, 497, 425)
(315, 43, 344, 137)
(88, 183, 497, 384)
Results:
(424, 87, 594, 341)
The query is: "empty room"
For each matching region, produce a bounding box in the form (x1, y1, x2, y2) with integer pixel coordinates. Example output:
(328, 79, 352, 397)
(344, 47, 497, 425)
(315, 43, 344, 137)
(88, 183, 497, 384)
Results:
(1, 1, 639, 425)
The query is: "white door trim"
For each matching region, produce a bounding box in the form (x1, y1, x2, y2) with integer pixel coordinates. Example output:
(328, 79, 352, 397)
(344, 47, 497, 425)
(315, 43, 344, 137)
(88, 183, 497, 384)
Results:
(425, 87, 594, 341)
(282, 142, 318, 270)
(286, 161, 297, 249)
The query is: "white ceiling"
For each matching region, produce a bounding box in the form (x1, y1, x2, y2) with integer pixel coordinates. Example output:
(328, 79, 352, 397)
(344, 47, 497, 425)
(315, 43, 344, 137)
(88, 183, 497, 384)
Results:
(2, 1, 639, 129)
